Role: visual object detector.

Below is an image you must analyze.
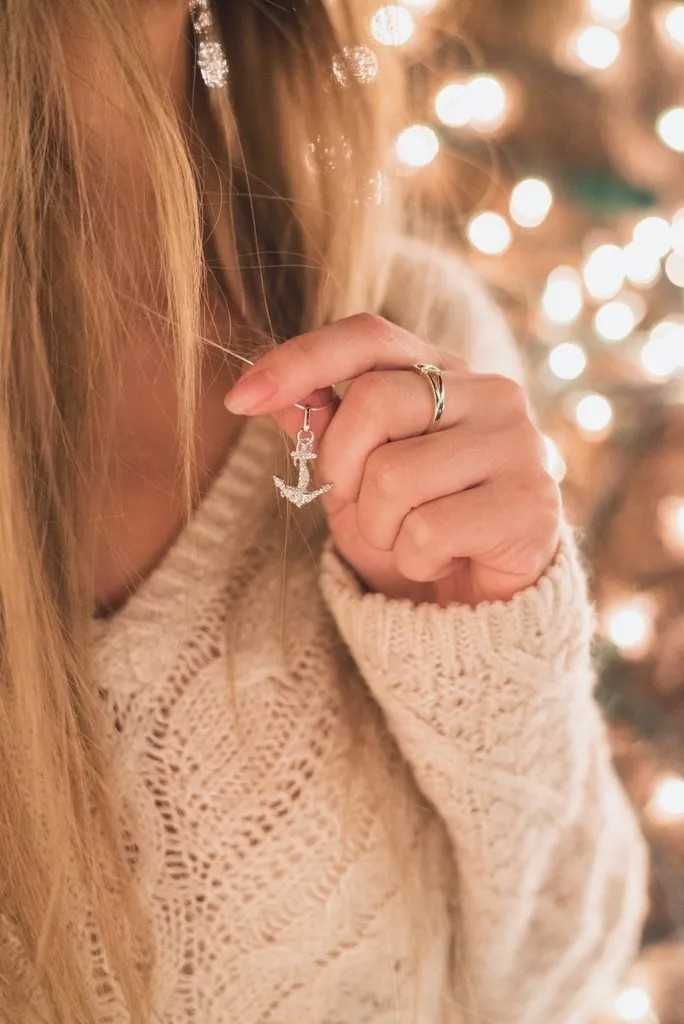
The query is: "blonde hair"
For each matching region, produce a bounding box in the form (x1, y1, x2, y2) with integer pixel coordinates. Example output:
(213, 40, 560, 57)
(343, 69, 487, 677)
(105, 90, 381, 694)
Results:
(0, 1, 445, 1020)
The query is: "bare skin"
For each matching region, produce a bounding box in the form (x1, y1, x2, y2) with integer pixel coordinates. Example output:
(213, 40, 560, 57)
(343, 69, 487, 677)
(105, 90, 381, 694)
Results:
(87, 2, 243, 617)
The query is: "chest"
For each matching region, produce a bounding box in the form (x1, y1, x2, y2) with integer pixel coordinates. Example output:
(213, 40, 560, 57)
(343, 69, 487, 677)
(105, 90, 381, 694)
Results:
(90, 547, 454, 1022)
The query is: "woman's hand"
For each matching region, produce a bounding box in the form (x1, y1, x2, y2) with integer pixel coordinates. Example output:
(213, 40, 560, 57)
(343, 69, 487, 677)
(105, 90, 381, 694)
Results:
(224, 314, 561, 607)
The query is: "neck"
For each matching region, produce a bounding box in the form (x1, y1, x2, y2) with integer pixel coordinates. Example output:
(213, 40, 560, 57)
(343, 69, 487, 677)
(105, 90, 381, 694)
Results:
(144, 1, 193, 112)
(67, 1, 193, 151)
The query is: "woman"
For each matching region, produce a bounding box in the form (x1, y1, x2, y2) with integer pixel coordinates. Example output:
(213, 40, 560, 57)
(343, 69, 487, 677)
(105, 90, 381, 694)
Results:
(0, 1, 645, 1022)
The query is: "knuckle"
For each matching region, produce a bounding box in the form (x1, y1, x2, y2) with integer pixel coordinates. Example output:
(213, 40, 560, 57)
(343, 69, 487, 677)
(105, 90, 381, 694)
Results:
(345, 373, 383, 416)
(403, 507, 438, 553)
(520, 418, 545, 454)
(366, 448, 406, 499)
(540, 477, 562, 519)
(513, 469, 561, 520)
(444, 351, 470, 375)
(503, 418, 543, 465)
(486, 375, 529, 416)
(346, 372, 401, 422)
(351, 312, 397, 349)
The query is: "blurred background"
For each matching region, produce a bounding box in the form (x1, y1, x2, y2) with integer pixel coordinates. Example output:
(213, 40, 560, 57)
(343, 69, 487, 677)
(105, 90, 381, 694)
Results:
(355, 0, 684, 1021)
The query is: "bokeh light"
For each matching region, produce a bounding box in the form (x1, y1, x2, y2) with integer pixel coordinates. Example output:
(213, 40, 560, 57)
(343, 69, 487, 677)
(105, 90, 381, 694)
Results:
(466, 211, 513, 255)
(510, 178, 554, 227)
(574, 392, 614, 433)
(594, 299, 637, 341)
(664, 3, 684, 46)
(583, 243, 626, 300)
(605, 600, 655, 656)
(542, 267, 584, 324)
(548, 342, 588, 380)
(671, 208, 684, 253)
(369, 5, 415, 45)
(466, 74, 508, 131)
(659, 495, 684, 555)
(434, 82, 471, 127)
(649, 775, 684, 821)
(657, 106, 684, 151)
(632, 215, 672, 257)
(589, 0, 631, 24)
(395, 124, 440, 167)
(401, 0, 438, 9)
(623, 242, 662, 287)
(613, 985, 653, 1022)
(574, 25, 621, 68)
(641, 334, 680, 378)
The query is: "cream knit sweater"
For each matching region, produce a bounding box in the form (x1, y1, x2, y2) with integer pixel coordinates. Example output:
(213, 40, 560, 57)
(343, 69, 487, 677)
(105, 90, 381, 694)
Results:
(83, 243, 646, 1023)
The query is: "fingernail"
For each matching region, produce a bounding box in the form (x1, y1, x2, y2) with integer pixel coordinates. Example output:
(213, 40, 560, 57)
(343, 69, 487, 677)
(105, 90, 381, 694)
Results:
(224, 369, 278, 414)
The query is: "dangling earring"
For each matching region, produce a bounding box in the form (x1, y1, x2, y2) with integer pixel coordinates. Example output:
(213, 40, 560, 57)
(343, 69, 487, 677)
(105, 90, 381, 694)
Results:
(189, 0, 229, 89)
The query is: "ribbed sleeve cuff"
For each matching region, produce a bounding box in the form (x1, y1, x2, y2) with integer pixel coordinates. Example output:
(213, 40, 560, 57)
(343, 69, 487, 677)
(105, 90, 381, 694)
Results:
(318, 521, 595, 705)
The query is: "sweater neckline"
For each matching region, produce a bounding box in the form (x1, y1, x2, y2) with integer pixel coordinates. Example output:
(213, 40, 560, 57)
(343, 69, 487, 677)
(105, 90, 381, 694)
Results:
(89, 414, 279, 651)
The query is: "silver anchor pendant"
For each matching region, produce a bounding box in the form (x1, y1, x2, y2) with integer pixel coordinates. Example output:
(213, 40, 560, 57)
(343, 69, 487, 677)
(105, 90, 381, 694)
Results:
(273, 406, 333, 508)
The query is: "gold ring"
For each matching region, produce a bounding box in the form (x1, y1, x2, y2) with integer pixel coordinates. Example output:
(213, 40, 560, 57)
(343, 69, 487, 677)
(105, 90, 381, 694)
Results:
(411, 363, 446, 434)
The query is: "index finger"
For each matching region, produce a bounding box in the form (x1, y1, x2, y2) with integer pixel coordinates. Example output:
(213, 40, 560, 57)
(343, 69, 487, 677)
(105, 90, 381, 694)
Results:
(224, 313, 442, 416)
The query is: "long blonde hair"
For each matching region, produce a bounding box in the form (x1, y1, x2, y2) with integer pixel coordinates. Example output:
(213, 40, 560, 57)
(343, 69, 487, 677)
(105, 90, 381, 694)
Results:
(0, 0, 404, 1019)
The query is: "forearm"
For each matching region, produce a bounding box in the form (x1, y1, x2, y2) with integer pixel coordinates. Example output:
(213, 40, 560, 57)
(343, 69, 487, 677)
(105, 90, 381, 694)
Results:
(319, 524, 648, 1022)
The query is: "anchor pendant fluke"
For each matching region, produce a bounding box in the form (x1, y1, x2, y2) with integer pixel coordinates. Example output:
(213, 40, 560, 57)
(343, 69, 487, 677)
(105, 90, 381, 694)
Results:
(273, 405, 334, 508)
(273, 430, 333, 508)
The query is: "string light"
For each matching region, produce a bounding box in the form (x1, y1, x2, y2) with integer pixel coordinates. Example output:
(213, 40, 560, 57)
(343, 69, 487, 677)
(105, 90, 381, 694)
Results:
(548, 341, 588, 380)
(613, 985, 654, 1022)
(369, 5, 415, 45)
(663, 3, 684, 46)
(604, 598, 656, 656)
(671, 209, 684, 254)
(588, 0, 631, 25)
(401, 0, 438, 10)
(583, 243, 627, 300)
(665, 250, 684, 285)
(574, 25, 622, 69)
(623, 242, 662, 287)
(510, 178, 554, 227)
(647, 318, 684, 371)
(466, 211, 513, 255)
(435, 75, 510, 133)
(543, 436, 568, 482)
(466, 74, 508, 131)
(594, 299, 637, 341)
(542, 267, 584, 324)
(656, 106, 684, 151)
(651, 317, 684, 346)
(649, 775, 684, 821)
(395, 124, 440, 167)
(574, 392, 614, 434)
(632, 215, 672, 257)
(658, 495, 684, 553)
(641, 334, 680, 378)
(434, 82, 471, 127)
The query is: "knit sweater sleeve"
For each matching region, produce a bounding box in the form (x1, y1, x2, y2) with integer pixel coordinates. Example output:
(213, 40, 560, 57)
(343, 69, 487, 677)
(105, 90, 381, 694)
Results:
(318, 241, 648, 1024)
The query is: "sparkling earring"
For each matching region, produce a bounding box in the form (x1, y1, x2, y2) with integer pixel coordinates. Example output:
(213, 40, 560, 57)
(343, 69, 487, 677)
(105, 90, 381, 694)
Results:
(189, 0, 229, 89)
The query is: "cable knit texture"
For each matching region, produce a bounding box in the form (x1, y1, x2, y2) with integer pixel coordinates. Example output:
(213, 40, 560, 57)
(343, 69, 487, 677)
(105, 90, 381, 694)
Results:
(17, 244, 647, 1022)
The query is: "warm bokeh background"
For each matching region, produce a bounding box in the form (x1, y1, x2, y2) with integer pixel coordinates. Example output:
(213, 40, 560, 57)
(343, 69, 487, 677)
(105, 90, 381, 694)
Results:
(361, 1, 684, 1021)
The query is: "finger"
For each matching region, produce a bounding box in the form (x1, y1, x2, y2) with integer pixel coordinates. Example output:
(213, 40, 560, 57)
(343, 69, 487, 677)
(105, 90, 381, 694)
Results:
(355, 424, 502, 551)
(224, 314, 465, 416)
(392, 476, 559, 585)
(318, 370, 522, 503)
